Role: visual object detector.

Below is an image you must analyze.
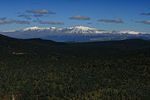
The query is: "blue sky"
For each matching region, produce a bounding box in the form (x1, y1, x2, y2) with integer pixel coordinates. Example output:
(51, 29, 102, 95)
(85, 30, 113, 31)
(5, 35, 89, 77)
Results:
(0, 0, 150, 32)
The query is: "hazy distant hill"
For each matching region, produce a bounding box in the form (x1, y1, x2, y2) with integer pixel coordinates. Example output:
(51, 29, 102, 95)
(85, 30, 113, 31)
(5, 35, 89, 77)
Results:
(1, 34, 150, 55)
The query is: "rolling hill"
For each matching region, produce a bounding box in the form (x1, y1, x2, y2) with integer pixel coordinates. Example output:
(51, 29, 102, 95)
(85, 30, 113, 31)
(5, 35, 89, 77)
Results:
(0, 34, 150, 100)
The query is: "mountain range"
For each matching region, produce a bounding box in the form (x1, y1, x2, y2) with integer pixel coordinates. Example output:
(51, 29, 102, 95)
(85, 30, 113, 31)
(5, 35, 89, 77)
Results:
(1, 26, 150, 42)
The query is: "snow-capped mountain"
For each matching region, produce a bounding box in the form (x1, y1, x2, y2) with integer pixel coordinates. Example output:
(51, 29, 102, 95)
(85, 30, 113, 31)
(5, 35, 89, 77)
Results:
(21, 26, 146, 35)
(21, 26, 103, 34)
(0, 26, 150, 42)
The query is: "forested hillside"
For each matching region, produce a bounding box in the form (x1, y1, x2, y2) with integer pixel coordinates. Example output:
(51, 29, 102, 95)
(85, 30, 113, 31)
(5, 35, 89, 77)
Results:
(0, 34, 150, 100)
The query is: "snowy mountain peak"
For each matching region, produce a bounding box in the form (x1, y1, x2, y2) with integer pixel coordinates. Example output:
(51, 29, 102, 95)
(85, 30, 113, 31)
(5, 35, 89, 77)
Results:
(119, 30, 144, 34)
(22, 26, 98, 34)
(23, 26, 53, 31)
(24, 26, 40, 31)
(74, 26, 96, 30)
(21, 26, 146, 35)
(1, 26, 149, 42)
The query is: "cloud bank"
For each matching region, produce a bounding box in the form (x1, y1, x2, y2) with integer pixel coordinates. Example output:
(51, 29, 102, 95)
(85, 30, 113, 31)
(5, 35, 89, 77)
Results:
(18, 14, 31, 20)
(141, 13, 150, 15)
(33, 14, 44, 17)
(39, 21, 64, 25)
(0, 17, 7, 20)
(70, 15, 90, 20)
(26, 9, 56, 14)
(0, 19, 30, 25)
(98, 19, 123, 23)
(140, 20, 150, 24)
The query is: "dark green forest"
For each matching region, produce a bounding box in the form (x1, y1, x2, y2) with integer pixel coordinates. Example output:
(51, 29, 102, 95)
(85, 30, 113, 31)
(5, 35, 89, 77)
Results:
(0, 34, 150, 100)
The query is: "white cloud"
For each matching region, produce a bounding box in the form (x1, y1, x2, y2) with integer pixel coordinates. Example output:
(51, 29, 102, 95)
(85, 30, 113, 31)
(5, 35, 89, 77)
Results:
(141, 13, 150, 15)
(70, 15, 90, 20)
(141, 20, 150, 24)
(0, 19, 30, 25)
(26, 9, 56, 14)
(18, 14, 31, 20)
(39, 21, 64, 25)
(98, 19, 123, 23)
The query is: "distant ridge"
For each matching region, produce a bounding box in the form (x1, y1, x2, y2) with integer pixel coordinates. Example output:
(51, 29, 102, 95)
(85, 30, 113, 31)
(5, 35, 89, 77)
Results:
(0, 34, 149, 44)
(1, 33, 150, 57)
